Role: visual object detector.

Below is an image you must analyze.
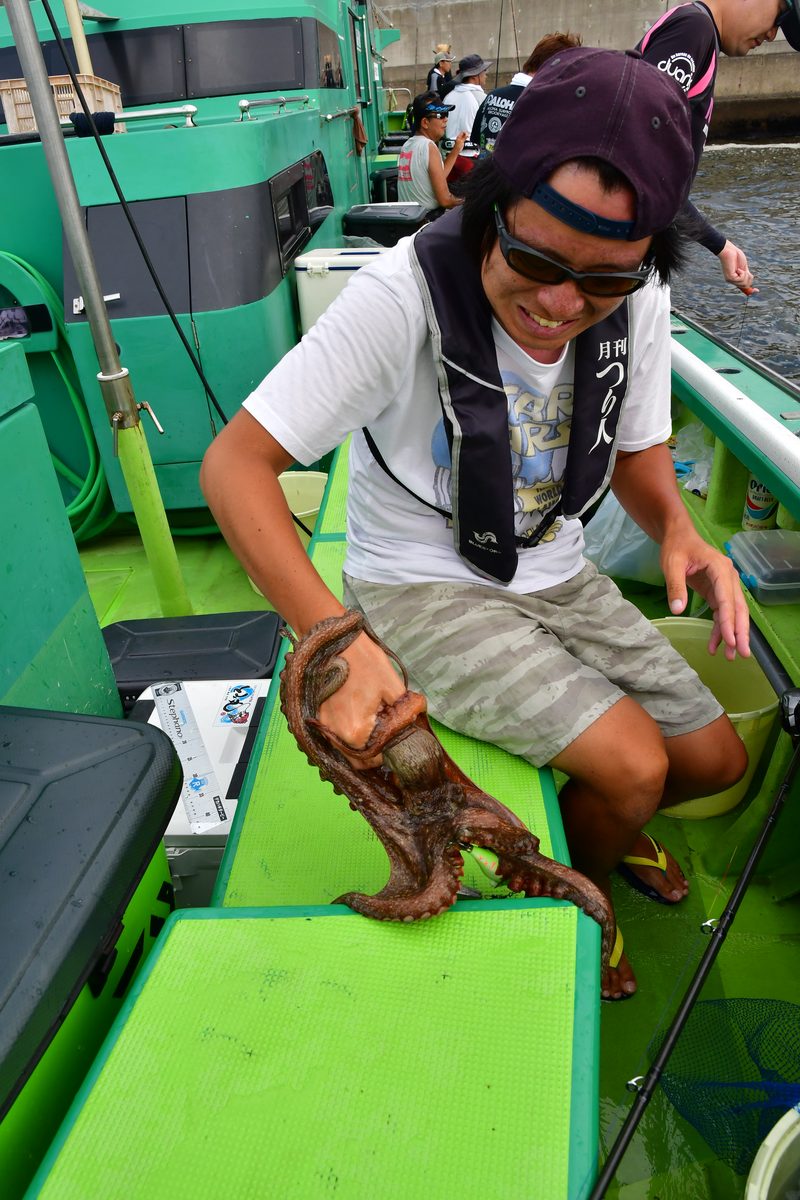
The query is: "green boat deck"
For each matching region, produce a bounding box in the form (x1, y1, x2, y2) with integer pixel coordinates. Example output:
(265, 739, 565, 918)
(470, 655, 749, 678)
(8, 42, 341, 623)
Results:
(25, 904, 598, 1199)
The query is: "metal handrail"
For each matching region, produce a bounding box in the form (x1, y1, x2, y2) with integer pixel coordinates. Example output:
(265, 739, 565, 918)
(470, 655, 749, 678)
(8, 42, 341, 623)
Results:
(238, 96, 310, 119)
(59, 104, 198, 129)
(382, 86, 411, 107)
(322, 106, 359, 122)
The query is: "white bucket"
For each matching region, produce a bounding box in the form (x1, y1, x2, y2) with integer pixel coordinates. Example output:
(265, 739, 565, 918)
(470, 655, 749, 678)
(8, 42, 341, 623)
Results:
(745, 1105, 800, 1199)
(248, 471, 328, 596)
(653, 617, 778, 819)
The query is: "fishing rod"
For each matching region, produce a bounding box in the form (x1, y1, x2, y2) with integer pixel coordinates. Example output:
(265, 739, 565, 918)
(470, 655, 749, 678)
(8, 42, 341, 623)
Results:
(589, 683, 800, 1198)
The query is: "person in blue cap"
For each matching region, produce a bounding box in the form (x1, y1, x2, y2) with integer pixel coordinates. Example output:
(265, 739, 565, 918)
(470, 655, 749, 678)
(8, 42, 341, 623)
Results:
(397, 92, 466, 214)
(637, 0, 800, 293)
(202, 48, 751, 1003)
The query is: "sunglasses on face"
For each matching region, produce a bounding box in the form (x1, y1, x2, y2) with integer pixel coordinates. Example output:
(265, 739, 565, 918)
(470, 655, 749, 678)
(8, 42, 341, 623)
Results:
(493, 205, 650, 297)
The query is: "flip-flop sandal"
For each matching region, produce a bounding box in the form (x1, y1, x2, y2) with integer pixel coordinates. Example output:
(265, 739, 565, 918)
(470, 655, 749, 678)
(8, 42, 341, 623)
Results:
(617, 832, 680, 905)
(602, 925, 634, 1002)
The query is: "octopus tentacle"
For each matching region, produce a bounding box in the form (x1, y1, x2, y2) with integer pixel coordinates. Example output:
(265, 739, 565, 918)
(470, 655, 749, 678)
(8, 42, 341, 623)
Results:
(279, 612, 615, 974)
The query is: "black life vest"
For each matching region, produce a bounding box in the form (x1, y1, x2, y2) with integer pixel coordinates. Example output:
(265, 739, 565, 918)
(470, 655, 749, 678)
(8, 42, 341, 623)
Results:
(364, 208, 632, 583)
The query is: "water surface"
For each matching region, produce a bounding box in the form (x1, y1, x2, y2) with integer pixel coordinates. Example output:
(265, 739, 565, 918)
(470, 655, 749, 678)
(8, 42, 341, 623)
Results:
(670, 143, 800, 382)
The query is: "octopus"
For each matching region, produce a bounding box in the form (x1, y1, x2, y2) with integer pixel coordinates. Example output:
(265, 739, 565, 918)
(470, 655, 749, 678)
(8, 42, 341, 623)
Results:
(279, 609, 614, 971)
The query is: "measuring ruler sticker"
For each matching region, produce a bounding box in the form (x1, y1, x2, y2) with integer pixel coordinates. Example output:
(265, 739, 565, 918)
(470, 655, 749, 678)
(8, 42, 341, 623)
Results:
(152, 681, 228, 832)
(214, 682, 256, 727)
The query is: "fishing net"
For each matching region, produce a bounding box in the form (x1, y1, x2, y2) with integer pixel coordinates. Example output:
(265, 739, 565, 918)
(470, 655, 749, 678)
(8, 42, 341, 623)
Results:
(657, 997, 800, 1175)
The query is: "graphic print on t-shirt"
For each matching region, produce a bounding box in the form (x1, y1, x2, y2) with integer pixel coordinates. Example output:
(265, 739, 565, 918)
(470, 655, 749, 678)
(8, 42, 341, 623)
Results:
(429, 371, 573, 543)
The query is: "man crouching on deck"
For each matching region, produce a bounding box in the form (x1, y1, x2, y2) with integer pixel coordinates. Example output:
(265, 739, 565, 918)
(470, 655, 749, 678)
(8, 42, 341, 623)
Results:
(201, 48, 749, 1001)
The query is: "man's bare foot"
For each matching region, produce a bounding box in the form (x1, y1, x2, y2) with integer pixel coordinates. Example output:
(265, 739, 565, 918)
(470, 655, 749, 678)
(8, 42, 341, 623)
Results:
(603, 924, 637, 1001)
(618, 832, 688, 905)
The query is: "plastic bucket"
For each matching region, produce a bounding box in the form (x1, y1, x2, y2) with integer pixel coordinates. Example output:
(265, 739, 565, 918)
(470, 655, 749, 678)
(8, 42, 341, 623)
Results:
(248, 471, 327, 596)
(653, 617, 778, 819)
(745, 1105, 800, 1198)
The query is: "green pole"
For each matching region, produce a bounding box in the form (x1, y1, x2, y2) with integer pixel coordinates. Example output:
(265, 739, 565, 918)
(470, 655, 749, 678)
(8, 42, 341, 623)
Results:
(117, 420, 193, 617)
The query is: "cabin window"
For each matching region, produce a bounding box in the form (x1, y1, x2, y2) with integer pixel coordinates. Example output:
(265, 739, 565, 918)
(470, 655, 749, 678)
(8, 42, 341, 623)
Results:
(317, 23, 345, 89)
(271, 162, 312, 272)
(348, 12, 367, 103)
(184, 20, 305, 97)
(78, 27, 186, 107)
(0, 19, 349, 119)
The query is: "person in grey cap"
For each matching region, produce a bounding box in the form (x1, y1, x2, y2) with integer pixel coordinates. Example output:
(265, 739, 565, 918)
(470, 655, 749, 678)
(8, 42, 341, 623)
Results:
(426, 49, 455, 98)
(637, 0, 800, 293)
(202, 47, 749, 1003)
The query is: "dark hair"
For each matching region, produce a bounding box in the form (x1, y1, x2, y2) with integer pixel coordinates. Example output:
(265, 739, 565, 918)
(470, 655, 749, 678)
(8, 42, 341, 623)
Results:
(522, 31, 583, 76)
(460, 156, 688, 285)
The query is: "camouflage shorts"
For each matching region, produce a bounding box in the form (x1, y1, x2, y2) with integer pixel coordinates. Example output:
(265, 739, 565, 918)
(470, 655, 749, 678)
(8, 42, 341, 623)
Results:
(343, 561, 723, 768)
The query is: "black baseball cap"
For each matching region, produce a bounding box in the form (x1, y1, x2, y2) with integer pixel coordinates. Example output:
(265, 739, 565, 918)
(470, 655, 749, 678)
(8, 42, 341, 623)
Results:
(778, 0, 800, 49)
(492, 47, 694, 240)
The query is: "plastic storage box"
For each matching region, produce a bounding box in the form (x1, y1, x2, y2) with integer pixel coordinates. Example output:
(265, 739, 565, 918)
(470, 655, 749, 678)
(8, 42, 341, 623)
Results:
(102, 610, 282, 711)
(294, 247, 387, 333)
(0, 706, 181, 1198)
(724, 529, 800, 605)
(342, 201, 428, 247)
(370, 165, 399, 203)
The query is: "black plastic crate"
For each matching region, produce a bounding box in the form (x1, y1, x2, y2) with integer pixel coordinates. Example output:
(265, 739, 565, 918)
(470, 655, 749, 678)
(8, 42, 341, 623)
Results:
(343, 202, 428, 247)
(102, 611, 283, 711)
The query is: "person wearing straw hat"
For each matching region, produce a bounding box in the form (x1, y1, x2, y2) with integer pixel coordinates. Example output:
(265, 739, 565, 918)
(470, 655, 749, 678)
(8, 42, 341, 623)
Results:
(636, 0, 800, 294)
(202, 48, 750, 1003)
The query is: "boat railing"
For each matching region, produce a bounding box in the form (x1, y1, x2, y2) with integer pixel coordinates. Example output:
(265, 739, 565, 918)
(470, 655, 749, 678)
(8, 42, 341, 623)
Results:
(671, 337, 800, 491)
(322, 105, 360, 123)
(381, 86, 411, 109)
(238, 96, 310, 120)
(58, 104, 198, 130)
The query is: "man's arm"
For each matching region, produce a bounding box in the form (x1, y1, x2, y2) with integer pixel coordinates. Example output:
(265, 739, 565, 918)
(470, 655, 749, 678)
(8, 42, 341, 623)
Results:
(201, 412, 406, 757)
(429, 136, 465, 206)
(610, 444, 750, 659)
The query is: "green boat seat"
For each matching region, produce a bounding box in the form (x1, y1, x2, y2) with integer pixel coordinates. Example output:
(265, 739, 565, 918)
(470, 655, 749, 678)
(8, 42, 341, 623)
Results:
(25, 904, 599, 1199)
(0, 706, 181, 1199)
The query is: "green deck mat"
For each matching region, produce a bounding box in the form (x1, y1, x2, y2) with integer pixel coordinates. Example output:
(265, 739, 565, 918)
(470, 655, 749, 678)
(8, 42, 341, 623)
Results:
(28, 904, 599, 1200)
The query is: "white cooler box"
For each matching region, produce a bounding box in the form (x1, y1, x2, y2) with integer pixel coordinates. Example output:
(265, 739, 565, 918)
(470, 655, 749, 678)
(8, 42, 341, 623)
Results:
(294, 247, 387, 333)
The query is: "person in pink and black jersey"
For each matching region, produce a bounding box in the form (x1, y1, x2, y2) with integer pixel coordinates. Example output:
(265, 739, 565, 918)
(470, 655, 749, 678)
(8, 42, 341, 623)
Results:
(637, 0, 800, 293)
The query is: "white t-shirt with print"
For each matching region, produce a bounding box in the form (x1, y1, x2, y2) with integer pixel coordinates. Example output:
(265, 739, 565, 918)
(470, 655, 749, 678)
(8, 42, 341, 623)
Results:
(243, 235, 672, 594)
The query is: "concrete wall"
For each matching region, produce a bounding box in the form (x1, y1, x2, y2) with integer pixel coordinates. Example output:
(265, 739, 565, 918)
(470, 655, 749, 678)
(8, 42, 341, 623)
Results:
(378, 0, 800, 138)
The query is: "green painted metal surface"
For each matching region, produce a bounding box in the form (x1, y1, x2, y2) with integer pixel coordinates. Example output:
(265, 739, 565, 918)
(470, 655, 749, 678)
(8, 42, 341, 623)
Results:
(0, 0, 392, 512)
(0, 344, 120, 715)
(27, 904, 599, 1199)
